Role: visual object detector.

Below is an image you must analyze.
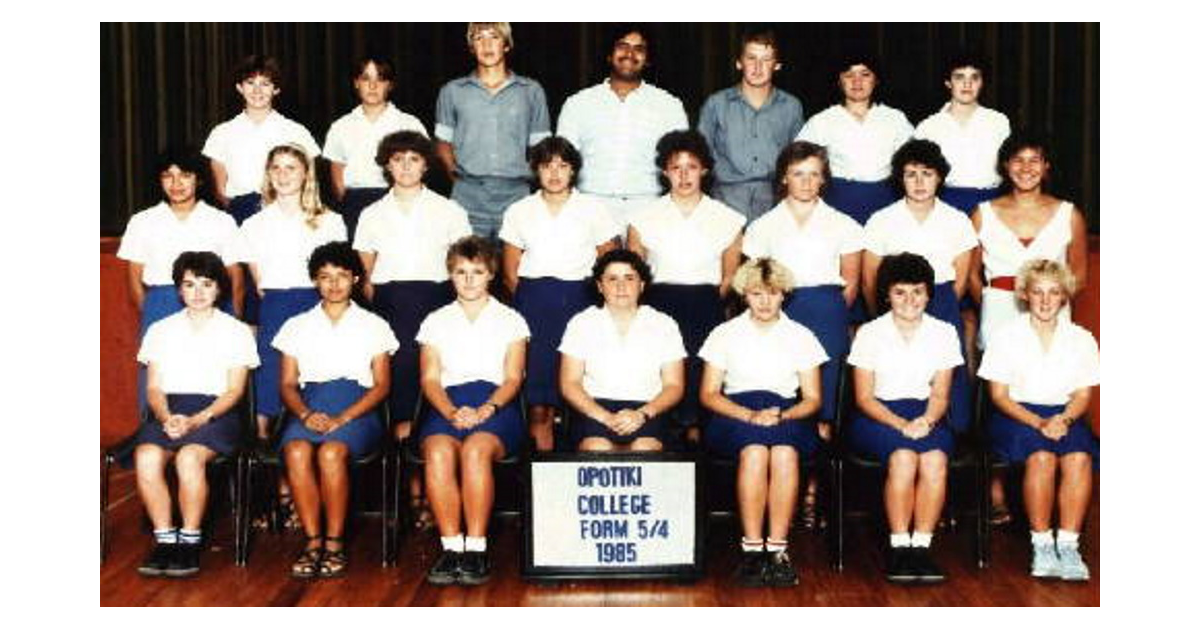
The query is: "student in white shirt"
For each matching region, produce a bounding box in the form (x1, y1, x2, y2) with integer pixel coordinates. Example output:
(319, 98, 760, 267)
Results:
(324, 56, 428, 238)
(559, 249, 686, 452)
(275, 242, 398, 579)
(913, 50, 1011, 214)
(500, 136, 619, 452)
(133, 252, 258, 578)
(796, 51, 912, 225)
(417, 236, 529, 586)
(977, 260, 1098, 581)
(847, 253, 964, 584)
(699, 258, 826, 587)
(627, 130, 745, 442)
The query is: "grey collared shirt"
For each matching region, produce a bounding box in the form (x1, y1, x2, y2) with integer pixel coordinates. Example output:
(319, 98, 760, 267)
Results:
(434, 72, 552, 180)
(697, 85, 804, 185)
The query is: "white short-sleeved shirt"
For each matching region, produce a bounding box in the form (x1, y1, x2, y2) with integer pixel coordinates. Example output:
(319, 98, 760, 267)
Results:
(628, 195, 746, 286)
(202, 111, 322, 197)
(416, 298, 530, 388)
(742, 199, 863, 287)
(238, 203, 347, 290)
(863, 199, 978, 284)
(272, 302, 399, 388)
(499, 190, 620, 281)
(117, 201, 242, 286)
(557, 80, 689, 197)
(699, 311, 829, 398)
(977, 314, 1100, 406)
(847, 313, 963, 401)
(913, 104, 1010, 189)
(138, 309, 260, 396)
(323, 103, 428, 189)
(795, 103, 913, 182)
(352, 187, 472, 283)
(559, 305, 688, 402)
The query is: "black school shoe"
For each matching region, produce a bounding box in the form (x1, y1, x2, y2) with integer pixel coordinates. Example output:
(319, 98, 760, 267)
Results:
(137, 543, 177, 577)
(885, 546, 919, 583)
(427, 550, 462, 585)
(908, 547, 946, 583)
(764, 550, 799, 587)
(165, 543, 201, 578)
(733, 550, 767, 587)
(458, 551, 491, 586)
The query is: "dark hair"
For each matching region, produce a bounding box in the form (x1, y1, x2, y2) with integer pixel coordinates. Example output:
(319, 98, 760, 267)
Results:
(352, 55, 396, 83)
(875, 253, 935, 313)
(996, 130, 1054, 190)
(234, 54, 283, 87)
(528, 136, 583, 188)
(890, 139, 951, 196)
(153, 146, 209, 201)
(375, 131, 435, 187)
(172, 251, 231, 301)
(446, 235, 498, 275)
(307, 241, 365, 281)
(773, 140, 832, 201)
(654, 130, 714, 195)
(834, 47, 882, 104)
(590, 248, 653, 303)
(606, 23, 652, 58)
(941, 48, 990, 82)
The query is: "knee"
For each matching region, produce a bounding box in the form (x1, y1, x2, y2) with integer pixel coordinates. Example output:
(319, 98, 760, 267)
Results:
(174, 447, 210, 483)
(283, 441, 313, 469)
(769, 445, 800, 469)
(630, 437, 663, 452)
(740, 445, 769, 469)
(1026, 450, 1057, 473)
(578, 437, 614, 452)
(134, 444, 167, 475)
(918, 451, 948, 481)
(1059, 452, 1093, 477)
(317, 442, 349, 471)
(423, 438, 458, 472)
(888, 450, 918, 481)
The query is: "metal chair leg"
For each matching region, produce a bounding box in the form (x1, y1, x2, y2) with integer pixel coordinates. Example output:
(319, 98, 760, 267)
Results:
(101, 452, 110, 563)
(833, 459, 845, 572)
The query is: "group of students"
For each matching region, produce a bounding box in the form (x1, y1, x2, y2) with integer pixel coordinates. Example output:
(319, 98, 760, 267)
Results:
(114, 22, 1099, 589)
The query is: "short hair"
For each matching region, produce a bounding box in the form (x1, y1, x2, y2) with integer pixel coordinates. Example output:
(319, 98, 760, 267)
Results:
(996, 130, 1055, 188)
(153, 145, 208, 200)
(528, 136, 583, 188)
(836, 47, 881, 77)
(654, 130, 715, 194)
(234, 54, 282, 87)
(739, 30, 778, 57)
(875, 253, 935, 313)
(591, 248, 653, 291)
(352, 55, 396, 83)
(467, 22, 513, 51)
(375, 131, 435, 187)
(773, 141, 832, 201)
(731, 257, 794, 297)
(446, 235, 498, 275)
(172, 251, 232, 301)
(606, 23, 652, 56)
(1015, 258, 1079, 304)
(942, 48, 990, 81)
(890, 139, 951, 195)
(307, 241, 364, 281)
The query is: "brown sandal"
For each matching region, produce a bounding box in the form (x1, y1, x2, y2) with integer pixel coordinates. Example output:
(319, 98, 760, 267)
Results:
(291, 536, 324, 579)
(318, 536, 348, 578)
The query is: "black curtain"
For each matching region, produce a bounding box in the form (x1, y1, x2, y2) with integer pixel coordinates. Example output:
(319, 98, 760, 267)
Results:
(100, 22, 1099, 236)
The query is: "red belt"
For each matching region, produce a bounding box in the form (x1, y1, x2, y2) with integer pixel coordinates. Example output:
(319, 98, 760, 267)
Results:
(989, 276, 1016, 291)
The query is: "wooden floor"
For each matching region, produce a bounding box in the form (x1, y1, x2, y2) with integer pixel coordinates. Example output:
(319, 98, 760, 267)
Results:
(100, 469, 1099, 606)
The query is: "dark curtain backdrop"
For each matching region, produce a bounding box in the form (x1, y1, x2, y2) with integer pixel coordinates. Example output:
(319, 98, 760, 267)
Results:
(100, 22, 1099, 236)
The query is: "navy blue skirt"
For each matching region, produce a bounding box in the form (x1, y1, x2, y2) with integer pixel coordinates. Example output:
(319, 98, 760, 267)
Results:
(705, 391, 821, 458)
(135, 394, 242, 456)
(279, 379, 384, 458)
(785, 285, 847, 422)
(824, 178, 899, 225)
(340, 187, 388, 241)
(989, 402, 1099, 465)
(848, 398, 955, 461)
(515, 277, 592, 407)
(418, 380, 525, 458)
(255, 288, 321, 418)
(643, 283, 722, 428)
(574, 398, 664, 447)
(372, 281, 454, 419)
(227, 193, 262, 226)
(940, 186, 1001, 215)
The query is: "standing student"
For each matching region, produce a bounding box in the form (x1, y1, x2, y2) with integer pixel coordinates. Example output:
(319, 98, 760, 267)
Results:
(698, 30, 804, 222)
(913, 50, 1010, 214)
(500, 137, 619, 451)
(557, 24, 689, 230)
(796, 51, 912, 225)
(324, 56, 429, 239)
(434, 22, 551, 238)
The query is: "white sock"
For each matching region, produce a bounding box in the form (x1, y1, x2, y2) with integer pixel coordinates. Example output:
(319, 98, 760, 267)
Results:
(1057, 530, 1080, 547)
(1030, 530, 1054, 546)
(889, 532, 912, 548)
(441, 535, 465, 552)
(178, 529, 202, 545)
(911, 532, 933, 548)
(154, 528, 178, 544)
(765, 539, 788, 553)
(740, 538, 764, 553)
(464, 536, 487, 553)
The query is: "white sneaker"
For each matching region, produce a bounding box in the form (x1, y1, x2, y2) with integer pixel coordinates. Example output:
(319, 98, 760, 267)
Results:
(1030, 542, 1060, 578)
(1057, 543, 1090, 581)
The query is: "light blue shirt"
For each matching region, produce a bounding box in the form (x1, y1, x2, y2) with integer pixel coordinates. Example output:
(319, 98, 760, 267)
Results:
(434, 73, 551, 180)
(698, 85, 804, 185)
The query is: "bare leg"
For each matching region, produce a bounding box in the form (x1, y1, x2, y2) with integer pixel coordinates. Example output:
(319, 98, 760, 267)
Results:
(423, 435, 463, 537)
(283, 441, 322, 539)
(766, 446, 800, 542)
(578, 437, 615, 452)
(1023, 451, 1057, 532)
(460, 433, 504, 538)
(528, 405, 556, 452)
(885, 450, 919, 533)
(629, 437, 663, 452)
(316, 442, 351, 541)
(913, 451, 948, 534)
(175, 444, 217, 530)
(134, 444, 175, 531)
(736, 446, 769, 542)
(1057, 453, 1093, 533)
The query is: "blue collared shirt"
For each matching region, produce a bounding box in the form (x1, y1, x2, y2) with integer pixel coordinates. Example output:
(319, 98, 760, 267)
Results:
(697, 85, 804, 185)
(434, 72, 552, 180)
